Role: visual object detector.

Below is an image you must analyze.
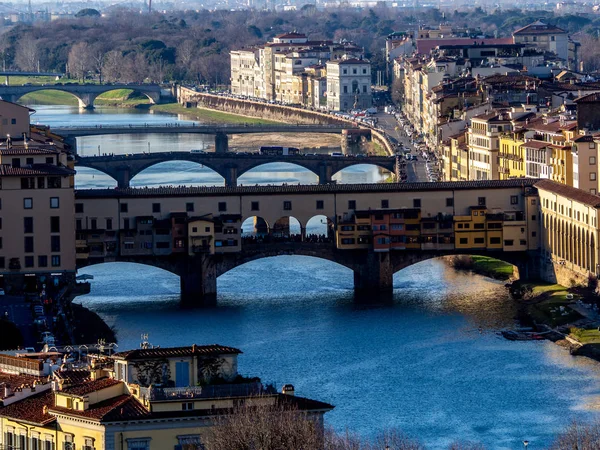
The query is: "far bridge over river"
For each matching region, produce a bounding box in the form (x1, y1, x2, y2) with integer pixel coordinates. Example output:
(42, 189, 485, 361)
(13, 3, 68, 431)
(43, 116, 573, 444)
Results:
(53, 124, 356, 154)
(75, 152, 400, 187)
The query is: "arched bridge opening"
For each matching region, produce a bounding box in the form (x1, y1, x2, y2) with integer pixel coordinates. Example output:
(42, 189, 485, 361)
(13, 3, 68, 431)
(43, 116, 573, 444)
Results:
(17, 89, 84, 108)
(75, 167, 118, 189)
(332, 162, 395, 184)
(130, 161, 226, 188)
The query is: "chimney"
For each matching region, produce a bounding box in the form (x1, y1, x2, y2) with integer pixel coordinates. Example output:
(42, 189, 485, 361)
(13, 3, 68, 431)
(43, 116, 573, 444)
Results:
(281, 384, 295, 396)
(192, 344, 197, 353)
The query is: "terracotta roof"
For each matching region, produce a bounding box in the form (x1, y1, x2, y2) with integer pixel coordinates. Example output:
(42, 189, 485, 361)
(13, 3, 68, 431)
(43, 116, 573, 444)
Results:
(60, 377, 122, 396)
(54, 369, 91, 386)
(76, 179, 540, 200)
(50, 394, 137, 421)
(513, 21, 567, 35)
(575, 92, 600, 103)
(535, 179, 600, 208)
(329, 58, 369, 65)
(416, 38, 512, 55)
(275, 32, 307, 39)
(112, 344, 243, 361)
(0, 147, 59, 155)
(574, 135, 594, 142)
(0, 372, 47, 400)
(521, 140, 550, 149)
(101, 394, 332, 423)
(0, 164, 75, 176)
(0, 391, 55, 425)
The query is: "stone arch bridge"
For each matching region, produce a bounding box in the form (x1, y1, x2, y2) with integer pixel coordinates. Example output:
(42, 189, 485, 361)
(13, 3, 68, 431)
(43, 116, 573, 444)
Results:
(75, 152, 400, 187)
(0, 83, 163, 109)
(77, 243, 536, 306)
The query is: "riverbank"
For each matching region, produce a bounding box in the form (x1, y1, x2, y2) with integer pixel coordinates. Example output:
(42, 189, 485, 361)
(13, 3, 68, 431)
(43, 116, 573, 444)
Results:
(150, 103, 282, 125)
(448, 255, 517, 281)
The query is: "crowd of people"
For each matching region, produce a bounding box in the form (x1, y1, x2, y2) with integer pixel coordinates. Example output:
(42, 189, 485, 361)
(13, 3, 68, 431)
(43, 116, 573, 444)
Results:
(242, 233, 332, 244)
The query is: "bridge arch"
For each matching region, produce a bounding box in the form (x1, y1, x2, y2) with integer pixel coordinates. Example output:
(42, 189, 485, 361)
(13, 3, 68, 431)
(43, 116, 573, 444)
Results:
(241, 215, 270, 236)
(306, 214, 334, 238)
(272, 215, 303, 238)
(16, 88, 85, 107)
(130, 160, 226, 187)
(330, 161, 395, 180)
(75, 166, 118, 189)
(236, 161, 319, 184)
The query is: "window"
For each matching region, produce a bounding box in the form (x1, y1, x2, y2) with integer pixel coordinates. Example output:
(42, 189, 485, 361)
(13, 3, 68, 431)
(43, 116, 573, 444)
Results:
(25, 255, 34, 268)
(11, 118, 15, 124)
(50, 197, 59, 208)
(520, 239, 527, 246)
(0, 257, 4, 268)
(413, 199, 421, 208)
(510, 195, 518, 205)
(75, 203, 84, 213)
(251, 201, 259, 211)
(531, 215, 536, 221)
(152, 203, 161, 213)
(381, 199, 389, 208)
(532, 231, 537, 237)
(474, 237, 484, 244)
(504, 240, 514, 246)
(363, 68, 367, 74)
(348, 200, 356, 210)
(38, 255, 48, 267)
(83, 437, 95, 450)
(283, 201, 292, 210)
(48, 216, 60, 233)
(341, 238, 355, 245)
(24, 217, 33, 233)
(343, 85, 348, 94)
(46, 156, 54, 164)
(106, 218, 112, 230)
(591, 156, 597, 165)
(474, 223, 484, 229)
(120, 203, 128, 213)
(490, 237, 501, 244)
(51, 236, 61, 252)
(76, 219, 82, 230)
(21, 177, 35, 189)
(591, 172, 597, 181)
(126, 438, 150, 450)
(186, 202, 194, 212)
(24, 236, 34, 252)
(446, 198, 453, 207)
(182, 402, 194, 411)
(218, 202, 227, 212)
(51, 255, 61, 267)
(38, 177, 45, 189)
(459, 238, 468, 244)
(26, 157, 34, 165)
(478, 197, 486, 206)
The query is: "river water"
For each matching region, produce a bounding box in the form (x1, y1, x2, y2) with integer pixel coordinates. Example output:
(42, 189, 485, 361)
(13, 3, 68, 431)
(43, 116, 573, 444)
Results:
(32, 105, 600, 448)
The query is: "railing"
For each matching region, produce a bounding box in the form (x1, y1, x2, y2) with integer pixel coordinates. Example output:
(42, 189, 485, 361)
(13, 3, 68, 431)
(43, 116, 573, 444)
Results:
(139, 382, 268, 401)
(54, 123, 347, 132)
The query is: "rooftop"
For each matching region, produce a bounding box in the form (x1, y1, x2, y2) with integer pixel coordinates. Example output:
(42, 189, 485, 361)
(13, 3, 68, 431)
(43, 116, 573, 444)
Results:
(0, 391, 55, 425)
(536, 179, 600, 208)
(112, 344, 243, 361)
(0, 163, 74, 176)
(513, 21, 567, 35)
(521, 140, 551, 149)
(0, 371, 47, 400)
(0, 147, 59, 155)
(575, 92, 600, 103)
(60, 377, 122, 396)
(75, 179, 540, 200)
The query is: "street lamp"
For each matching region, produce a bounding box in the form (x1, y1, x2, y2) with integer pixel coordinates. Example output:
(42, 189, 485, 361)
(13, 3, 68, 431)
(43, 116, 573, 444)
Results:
(523, 440, 529, 450)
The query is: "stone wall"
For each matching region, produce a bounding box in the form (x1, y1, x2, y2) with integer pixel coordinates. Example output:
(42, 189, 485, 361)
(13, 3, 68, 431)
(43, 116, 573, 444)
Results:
(538, 259, 590, 287)
(178, 88, 350, 126)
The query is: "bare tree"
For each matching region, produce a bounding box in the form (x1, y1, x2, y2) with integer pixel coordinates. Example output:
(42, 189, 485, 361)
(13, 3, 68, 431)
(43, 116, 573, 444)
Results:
(177, 39, 197, 73)
(68, 42, 95, 82)
(14, 36, 40, 72)
(102, 50, 123, 82)
(204, 399, 324, 450)
(366, 429, 425, 450)
(549, 420, 600, 450)
(90, 43, 108, 83)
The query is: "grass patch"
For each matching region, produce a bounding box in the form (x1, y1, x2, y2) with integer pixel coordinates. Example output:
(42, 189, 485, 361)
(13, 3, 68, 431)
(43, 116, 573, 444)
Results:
(151, 103, 282, 125)
(470, 255, 515, 280)
(95, 89, 150, 106)
(522, 282, 582, 327)
(20, 90, 79, 106)
(570, 327, 600, 344)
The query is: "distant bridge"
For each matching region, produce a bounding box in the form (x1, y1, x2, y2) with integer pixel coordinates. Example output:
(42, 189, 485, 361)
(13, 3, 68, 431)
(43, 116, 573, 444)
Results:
(75, 151, 399, 187)
(54, 123, 358, 153)
(0, 83, 163, 109)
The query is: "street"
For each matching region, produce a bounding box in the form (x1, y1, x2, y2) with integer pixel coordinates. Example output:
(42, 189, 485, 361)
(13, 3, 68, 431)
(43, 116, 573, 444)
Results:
(373, 112, 429, 183)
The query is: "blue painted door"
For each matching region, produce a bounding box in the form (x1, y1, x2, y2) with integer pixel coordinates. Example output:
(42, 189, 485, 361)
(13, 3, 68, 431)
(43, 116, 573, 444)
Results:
(175, 361, 190, 387)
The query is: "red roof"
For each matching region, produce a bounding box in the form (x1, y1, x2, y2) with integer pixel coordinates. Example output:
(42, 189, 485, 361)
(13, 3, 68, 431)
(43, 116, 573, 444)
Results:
(275, 32, 307, 39)
(0, 372, 47, 400)
(0, 164, 74, 176)
(50, 394, 139, 421)
(416, 38, 513, 55)
(575, 92, 600, 103)
(61, 377, 122, 396)
(0, 147, 59, 155)
(0, 391, 55, 425)
(521, 140, 550, 149)
(513, 21, 567, 35)
(535, 179, 600, 208)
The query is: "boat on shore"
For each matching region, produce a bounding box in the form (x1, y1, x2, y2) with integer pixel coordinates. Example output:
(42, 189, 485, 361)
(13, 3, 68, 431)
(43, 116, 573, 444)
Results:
(500, 330, 547, 341)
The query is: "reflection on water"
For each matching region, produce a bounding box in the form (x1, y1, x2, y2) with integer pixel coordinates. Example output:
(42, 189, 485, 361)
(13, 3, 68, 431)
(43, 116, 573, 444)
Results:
(76, 258, 600, 450)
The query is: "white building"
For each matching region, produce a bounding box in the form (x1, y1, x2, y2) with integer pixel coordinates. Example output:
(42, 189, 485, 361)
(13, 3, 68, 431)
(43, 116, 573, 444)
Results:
(326, 58, 372, 111)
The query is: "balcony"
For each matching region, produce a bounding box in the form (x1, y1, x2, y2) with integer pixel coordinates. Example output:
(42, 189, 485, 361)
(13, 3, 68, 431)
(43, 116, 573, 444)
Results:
(139, 382, 270, 401)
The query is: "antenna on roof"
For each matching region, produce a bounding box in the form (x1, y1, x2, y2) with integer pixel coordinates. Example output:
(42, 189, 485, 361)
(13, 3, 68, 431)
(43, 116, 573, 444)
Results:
(141, 333, 152, 349)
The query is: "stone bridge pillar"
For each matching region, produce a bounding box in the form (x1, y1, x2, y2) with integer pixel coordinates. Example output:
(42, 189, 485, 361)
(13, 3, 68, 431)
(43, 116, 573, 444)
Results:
(215, 132, 229, 153)
(354, 252, 394, 301)
(224, 165, 238, 188)
(78, 93, 97, 109)
(116, 167, 131, 189)
(1, 94, 19, 104)
(180, 255, 217, 306)
(318, 162, 334, 185)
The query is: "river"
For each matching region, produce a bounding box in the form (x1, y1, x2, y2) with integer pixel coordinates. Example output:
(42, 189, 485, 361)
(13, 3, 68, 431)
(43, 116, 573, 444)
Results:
(33, 104, 600, 449)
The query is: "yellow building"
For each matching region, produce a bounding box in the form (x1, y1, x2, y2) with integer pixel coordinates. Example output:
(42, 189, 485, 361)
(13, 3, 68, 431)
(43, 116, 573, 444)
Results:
(0, 344, 333, 450)
(499, 131, 526, 179)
